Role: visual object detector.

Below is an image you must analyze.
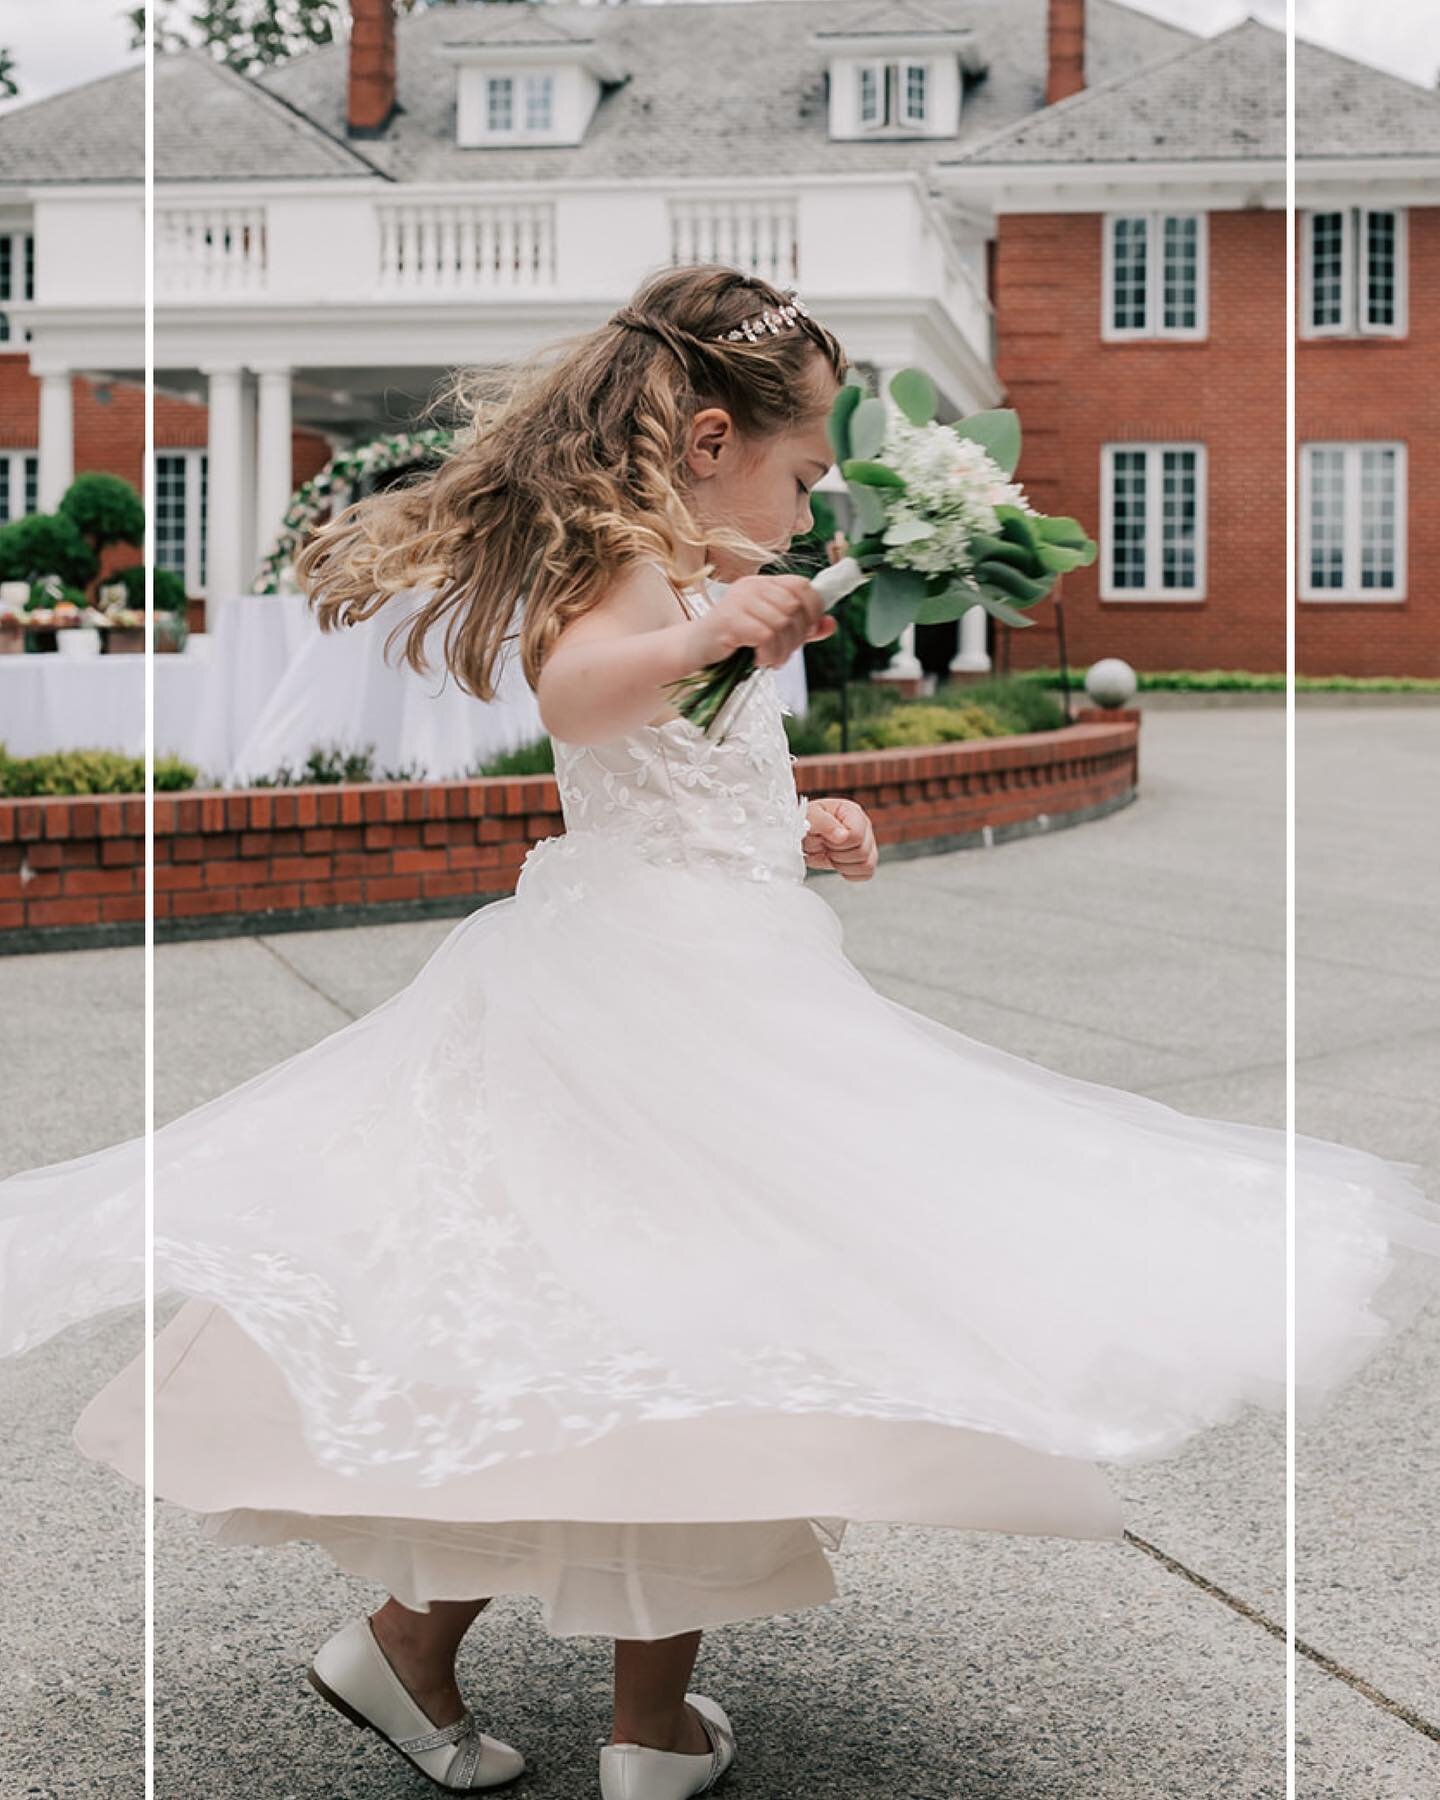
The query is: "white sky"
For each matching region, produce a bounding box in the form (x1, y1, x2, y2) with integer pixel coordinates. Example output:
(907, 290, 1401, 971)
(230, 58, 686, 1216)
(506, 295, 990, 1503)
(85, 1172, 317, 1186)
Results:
(1, 0, 1436, 113)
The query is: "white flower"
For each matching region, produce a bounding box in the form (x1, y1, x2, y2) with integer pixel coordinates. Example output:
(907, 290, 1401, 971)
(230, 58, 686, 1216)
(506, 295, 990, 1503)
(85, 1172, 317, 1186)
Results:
(877, 418, 1036, 578)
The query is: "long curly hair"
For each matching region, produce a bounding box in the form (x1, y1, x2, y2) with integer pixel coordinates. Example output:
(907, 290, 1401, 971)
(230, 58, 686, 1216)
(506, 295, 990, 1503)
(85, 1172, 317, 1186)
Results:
(293, 264, 850, 699)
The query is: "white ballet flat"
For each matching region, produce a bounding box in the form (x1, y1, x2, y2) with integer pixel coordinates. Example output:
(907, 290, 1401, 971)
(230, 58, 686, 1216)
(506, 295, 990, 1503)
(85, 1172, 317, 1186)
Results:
(306, 1616, 527, 1791)
(597, 1693, 736, 1799)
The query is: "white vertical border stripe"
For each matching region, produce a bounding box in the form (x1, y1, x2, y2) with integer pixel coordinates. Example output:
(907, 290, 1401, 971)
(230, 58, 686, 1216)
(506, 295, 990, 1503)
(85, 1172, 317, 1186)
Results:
(144, 6, 155, 1795)
(1285, 3, 1296, 1795)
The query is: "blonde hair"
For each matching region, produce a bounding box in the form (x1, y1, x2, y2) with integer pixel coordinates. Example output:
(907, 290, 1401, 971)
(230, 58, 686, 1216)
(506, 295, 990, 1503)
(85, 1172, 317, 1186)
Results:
(293, 263, 850, 699)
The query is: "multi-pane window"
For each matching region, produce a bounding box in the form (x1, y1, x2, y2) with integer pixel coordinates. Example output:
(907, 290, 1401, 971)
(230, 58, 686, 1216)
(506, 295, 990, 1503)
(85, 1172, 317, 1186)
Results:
(1101, 444, 1206, 599)
(856, 61, 930, 131)
(155, 450, 208, 596)
(484, 72, 557, 134)
(486, 76, 514, 131)
(1302, 208, 1406, 336)
(524, 73, 553, 130)
(1104, 213, 1206, 338)
(1300, 443, 1405, 600)
(0, 451, 39, 523)
(0, 229, 35, 345)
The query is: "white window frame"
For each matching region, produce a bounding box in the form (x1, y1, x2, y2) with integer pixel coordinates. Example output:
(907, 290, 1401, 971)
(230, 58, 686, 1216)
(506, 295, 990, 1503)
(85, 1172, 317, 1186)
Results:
(1101, 211, 1208, 342)
(856, 58, 930, 133)
(486, 75, 514, 132)
(523, 72, 554, 131)
(1100, 443, 1207, 601)
(155, 448, 208, 598)
(1300, 207, 1408, 339)
(0, 448, 39, 524)
(1298, 441, 1406, 601)
(0, 228, 34, 345)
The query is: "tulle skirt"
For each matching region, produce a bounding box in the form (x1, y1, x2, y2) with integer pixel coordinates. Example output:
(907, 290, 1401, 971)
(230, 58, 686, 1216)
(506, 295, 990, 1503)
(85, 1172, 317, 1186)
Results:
(5, 825, 1439, 1638)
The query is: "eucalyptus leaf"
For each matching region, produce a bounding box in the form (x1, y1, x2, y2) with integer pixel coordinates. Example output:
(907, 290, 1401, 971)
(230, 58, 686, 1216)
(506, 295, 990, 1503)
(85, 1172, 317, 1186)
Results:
(828, 383, 864, 463)
(849, 397, 890, 461)
(1036, 514, 1090, 547)
(916, 582, 982, 624)
(1036, 541, 1088, 574)
(847, 481, 888, 536)
(995, 505, 1041, 556)
(976, 559, 1051, 604)
(889, 368, 937, 427)
(841, 458, 906, 488)
(980, 591, 1039, 629)
(950, 409, 1021, 478)
(865, 564, 927, 646)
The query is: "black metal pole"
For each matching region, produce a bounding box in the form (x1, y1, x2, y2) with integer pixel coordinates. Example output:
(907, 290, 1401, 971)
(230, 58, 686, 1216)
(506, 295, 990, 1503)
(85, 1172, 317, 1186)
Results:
(1053, 591, 1073, 724)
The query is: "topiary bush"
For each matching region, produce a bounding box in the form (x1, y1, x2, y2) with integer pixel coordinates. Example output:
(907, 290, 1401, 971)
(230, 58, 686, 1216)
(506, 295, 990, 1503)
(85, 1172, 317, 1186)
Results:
(58, 472, 144, 561)
(0, 513, 98, 591)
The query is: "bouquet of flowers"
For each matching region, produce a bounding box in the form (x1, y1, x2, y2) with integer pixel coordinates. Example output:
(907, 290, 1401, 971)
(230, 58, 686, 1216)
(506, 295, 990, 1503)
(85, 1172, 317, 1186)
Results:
(664, 367, 1096, 741)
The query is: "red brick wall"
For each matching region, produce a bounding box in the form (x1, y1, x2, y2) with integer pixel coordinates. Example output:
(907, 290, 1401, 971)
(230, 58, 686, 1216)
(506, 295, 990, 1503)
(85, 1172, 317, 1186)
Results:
(0, 719, 1138, 947)
(992, 209, 1287, 677)
(1296, 206, 1438, 678)
(0, 356, 334, 587)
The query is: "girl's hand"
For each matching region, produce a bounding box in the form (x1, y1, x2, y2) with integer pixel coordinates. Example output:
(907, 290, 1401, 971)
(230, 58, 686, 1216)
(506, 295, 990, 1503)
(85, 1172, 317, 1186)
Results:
(825, 530, 850, 566)
(802, 797, 878, 880)
(695, 574, 838, 670)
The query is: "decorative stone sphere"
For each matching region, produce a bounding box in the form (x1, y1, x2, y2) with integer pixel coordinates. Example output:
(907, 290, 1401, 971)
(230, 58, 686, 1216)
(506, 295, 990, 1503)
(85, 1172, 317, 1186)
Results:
(1084, 658, 1138, 709)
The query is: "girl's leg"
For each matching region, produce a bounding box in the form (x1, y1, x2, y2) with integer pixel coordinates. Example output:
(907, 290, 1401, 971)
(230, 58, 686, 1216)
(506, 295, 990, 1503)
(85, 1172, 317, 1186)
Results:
(368, 1595, 493, 1728)
(611, 1631, 714, 1753)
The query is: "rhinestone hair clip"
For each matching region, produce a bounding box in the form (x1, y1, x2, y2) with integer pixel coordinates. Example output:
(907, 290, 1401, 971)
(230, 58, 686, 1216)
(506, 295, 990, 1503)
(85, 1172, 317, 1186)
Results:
(712, 292, 812, 343)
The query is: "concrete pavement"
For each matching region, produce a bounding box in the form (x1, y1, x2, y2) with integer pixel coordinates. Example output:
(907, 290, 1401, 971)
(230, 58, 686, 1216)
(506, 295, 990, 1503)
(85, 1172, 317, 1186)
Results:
(2, 705, 1436, 1797)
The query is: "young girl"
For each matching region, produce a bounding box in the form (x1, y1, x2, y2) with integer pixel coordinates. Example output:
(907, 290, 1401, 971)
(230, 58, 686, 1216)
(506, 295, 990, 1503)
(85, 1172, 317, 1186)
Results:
(2, 263, 1438, 1800)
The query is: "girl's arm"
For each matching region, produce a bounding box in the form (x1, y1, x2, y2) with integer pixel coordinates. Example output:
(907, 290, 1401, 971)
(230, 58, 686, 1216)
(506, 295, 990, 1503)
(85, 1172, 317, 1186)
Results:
(535, 562, 718, 745)
(536, 562, 831, 746)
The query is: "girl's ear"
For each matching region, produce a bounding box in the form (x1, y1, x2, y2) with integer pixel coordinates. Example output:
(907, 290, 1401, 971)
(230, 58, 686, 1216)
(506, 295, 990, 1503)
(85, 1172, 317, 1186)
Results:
(686, 406, 734, 480)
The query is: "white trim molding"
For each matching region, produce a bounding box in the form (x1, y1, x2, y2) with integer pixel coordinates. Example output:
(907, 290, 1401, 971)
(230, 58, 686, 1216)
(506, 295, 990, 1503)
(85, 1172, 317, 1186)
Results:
(1298, 440, 1407, 602)
(1100, 442, 1208, 601)
(1101, 209, 1208, 342)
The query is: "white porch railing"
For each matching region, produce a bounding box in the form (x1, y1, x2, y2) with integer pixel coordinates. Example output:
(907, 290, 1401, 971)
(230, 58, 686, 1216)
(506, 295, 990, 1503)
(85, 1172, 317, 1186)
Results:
(156, 205, 267, 294)
(375, 200, 557, 291)
(669, 198, 799, 284)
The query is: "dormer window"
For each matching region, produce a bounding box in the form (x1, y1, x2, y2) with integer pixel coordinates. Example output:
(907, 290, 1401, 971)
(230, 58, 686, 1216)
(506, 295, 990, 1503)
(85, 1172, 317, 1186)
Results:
(857, 61, 930, 131)
(439, 35, 625, 150)
(817, 27, 978, 142)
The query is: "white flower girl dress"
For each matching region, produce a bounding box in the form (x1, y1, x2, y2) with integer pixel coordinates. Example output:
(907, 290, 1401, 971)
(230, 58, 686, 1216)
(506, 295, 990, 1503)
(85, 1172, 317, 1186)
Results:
(2, 573, 1438, 1641)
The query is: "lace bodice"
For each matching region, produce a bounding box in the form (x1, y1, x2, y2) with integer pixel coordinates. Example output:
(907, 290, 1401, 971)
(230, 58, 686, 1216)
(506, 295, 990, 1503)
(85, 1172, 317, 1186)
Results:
(534, 576, 812, 887)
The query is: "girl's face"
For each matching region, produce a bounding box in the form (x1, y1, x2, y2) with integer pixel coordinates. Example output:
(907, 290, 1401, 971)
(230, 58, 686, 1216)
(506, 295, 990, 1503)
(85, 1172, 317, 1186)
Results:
(681, 362, 842, 581)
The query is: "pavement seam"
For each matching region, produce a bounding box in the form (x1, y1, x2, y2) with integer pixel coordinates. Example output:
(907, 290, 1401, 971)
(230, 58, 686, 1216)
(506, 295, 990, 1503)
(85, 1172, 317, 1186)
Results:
(254, 936, 362, 1023)
(1124, 1531, 1440, 1745)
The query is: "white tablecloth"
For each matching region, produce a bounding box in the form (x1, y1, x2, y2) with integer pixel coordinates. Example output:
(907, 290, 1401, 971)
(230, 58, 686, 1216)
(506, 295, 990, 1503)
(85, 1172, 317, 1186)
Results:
(0, 588, 811, 784)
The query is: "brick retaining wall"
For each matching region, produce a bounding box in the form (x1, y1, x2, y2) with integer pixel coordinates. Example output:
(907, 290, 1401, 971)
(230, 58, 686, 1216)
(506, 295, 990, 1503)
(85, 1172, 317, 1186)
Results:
(0, 711, 1137, 952)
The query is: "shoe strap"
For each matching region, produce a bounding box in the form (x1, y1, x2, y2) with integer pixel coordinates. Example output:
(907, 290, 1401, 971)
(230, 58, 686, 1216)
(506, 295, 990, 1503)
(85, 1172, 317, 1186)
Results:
(395, 1705, 477, 1754)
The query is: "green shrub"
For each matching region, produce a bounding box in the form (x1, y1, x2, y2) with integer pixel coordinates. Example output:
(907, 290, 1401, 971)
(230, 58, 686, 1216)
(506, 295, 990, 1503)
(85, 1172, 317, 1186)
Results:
(0, 742, 199, 795)
(58, 472, 144, 556)
(113, 564, 189, 614)
(471, 735, 556, 777)
(0, 513, 98, 590)
(826, 701, 1010, 751)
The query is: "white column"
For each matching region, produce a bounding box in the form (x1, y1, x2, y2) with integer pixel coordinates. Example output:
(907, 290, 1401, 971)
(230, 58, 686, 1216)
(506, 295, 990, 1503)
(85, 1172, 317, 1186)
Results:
(201, 364, 245, 601)
(238, 371, 258, 589)
(254, 365, 294, 573)
(36, 369, 75, 512)
(948, 599, 992, 674)
(871, 365, 923, 682)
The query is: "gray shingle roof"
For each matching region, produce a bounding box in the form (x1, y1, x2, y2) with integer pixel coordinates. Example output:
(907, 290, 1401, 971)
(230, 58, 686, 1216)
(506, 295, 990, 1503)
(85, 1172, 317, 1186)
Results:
(155, 49, 386, 181)
(945, 17, 1284, 165)
(0, 63, 144, 184)
(256, 0, 1196, 184)
(945, 15, 1440, 167)
(1295, 30, 1440, 158)
(0, 46, 385, 187)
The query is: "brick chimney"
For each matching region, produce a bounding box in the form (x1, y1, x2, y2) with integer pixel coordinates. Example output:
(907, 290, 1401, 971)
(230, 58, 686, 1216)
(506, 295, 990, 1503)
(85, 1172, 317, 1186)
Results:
(348, 0, 397, 137)
(1046, 0, 1085, 105)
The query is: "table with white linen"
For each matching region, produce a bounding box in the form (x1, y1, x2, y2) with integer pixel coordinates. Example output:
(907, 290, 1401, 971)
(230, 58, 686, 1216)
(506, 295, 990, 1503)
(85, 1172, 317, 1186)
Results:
(0, 587, 811, 785)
